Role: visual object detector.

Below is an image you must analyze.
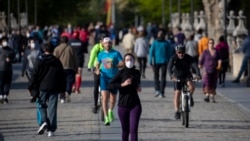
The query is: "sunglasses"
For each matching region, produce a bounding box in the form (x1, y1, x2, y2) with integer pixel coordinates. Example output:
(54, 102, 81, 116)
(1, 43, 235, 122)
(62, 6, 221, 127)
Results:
(177, 52, 185, 54)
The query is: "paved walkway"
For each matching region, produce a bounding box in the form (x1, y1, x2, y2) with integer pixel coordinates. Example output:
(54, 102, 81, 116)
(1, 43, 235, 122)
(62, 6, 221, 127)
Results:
(0, 46, 250, 141)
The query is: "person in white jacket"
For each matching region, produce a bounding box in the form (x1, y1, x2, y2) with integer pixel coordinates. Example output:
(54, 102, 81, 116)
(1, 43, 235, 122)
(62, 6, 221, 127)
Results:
(122, 28, 135, 53)
(134, 31, 149, 78)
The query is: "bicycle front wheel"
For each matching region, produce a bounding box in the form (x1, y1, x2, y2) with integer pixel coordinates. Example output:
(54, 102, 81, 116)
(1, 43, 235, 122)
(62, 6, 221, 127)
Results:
(184, 95, 189, 128)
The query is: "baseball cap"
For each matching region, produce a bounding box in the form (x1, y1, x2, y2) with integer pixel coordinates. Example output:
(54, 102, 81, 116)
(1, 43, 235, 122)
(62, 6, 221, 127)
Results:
(103, 37, 111, 43)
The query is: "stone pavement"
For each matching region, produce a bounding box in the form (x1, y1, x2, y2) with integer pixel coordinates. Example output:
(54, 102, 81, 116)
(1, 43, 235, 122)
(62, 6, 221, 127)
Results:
(1, 46, 250, 141)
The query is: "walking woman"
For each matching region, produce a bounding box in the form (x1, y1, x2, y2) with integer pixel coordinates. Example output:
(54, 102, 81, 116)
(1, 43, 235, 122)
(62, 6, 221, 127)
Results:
(134, 31, 149, 78)
(109, 53, 142, 141)
(0, 36, 15, 104)
(199, 38, 222, 103)
(215, 36, 229, 87)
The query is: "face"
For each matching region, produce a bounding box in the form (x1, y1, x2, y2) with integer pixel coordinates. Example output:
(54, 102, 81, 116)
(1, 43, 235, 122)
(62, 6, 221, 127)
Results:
(103, 41, 112, 51)
(208, 40, 214, 49)
(125, 55, 134, 63)
(176, 51, 185, 59)
(125, 55, 135, 68)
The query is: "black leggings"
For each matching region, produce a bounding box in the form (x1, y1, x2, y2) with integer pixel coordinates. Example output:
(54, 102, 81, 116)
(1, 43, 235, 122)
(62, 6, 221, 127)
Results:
(218, 62, 229, 84)
(93, 73, 100, 107)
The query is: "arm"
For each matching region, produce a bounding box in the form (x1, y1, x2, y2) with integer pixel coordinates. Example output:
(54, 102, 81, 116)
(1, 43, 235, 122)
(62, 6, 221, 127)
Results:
(108, 70, 122, 89)
(149, 41, 155, 65)
(21, 50, 27, 76)
(88, 44, 99, 68)
(199, 50, 206, 68)
(167, 56, 175, 78)
(116, 52, 124, 68)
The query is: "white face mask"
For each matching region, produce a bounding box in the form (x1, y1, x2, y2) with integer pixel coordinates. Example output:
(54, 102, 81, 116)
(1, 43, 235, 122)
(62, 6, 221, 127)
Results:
(2, 41, 7, 47)
(30, 43, 35, 49)
(125, 61, 134, 68)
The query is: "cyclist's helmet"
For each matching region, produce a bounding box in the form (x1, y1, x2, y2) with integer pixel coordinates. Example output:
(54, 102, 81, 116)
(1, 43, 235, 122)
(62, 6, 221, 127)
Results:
(175, 44, 186, 53)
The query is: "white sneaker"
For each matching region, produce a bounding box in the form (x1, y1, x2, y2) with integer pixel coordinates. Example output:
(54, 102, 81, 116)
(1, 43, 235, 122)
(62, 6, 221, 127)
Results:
(48, 131, 54, 137)
(60, 99, 65, 104)
(66, 93, 71, 103)
(37, 122, 47, 135)
(154, 91, 160, 97)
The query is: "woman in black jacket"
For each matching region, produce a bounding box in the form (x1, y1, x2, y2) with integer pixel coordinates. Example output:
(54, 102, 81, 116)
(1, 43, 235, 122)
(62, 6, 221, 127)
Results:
(109, 53, 142, 141)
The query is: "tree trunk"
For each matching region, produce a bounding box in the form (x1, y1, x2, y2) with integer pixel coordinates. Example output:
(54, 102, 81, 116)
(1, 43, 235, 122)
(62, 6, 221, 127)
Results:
(202, 0, 222, 43)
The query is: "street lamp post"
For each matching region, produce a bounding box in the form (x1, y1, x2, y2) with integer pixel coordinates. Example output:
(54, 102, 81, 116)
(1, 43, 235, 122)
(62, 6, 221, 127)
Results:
(17, 0, 20, 30)
(223, 0, 227, 40)
(34, 0, 37, 25)
(162, 0, 165, 27)
(169, 0, 172, 28)
(7, 0, 10, 34)
(178, 0, 181, 22)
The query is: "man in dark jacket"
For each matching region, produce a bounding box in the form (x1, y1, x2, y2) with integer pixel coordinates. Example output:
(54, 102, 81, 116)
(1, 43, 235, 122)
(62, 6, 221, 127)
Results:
(28, 43, 66, 137)
(0, 36, 15, 104)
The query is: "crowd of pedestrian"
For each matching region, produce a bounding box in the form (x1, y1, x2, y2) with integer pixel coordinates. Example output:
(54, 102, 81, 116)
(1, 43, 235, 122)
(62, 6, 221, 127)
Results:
(0, 20, 249, 141)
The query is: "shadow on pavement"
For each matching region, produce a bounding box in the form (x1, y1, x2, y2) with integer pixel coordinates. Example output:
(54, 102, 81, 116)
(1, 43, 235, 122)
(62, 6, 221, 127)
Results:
(0, 134, 4, 141)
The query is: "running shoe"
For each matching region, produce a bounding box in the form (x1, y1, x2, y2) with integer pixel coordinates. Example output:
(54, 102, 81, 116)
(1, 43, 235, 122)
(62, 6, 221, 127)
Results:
(104, 116, 110, 126)
(108, 109, 114, 122)
(37, 122, 48, 135)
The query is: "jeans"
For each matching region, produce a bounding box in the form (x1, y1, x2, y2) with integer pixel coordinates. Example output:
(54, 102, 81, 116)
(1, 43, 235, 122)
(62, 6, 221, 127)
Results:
(137, 57, 147, 75)
(38, 91, 58, 132)
(235, 55, 250, 80)
(153, 63, 168, 95)
(118, 104, 142, 141)
(0, 71, 13, 96)
(60, 69, 75, 99)
(65, 69, 76, 95)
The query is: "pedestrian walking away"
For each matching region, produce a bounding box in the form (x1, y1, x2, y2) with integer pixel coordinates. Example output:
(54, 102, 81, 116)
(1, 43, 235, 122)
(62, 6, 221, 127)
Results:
(95, 37, 124, 126)
(54, 36, 78, 103)
(69, 32, 88, 94)
(28, 43, 66, 137)
(109, 53, 142, 141)
(215, 36, 229, 87)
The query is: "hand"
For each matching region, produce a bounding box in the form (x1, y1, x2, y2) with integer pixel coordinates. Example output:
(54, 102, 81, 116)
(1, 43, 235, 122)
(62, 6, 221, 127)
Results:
(122, 78, 132, 87)
(87, 68, 92, 72)
(171, 75, 177, 81)
(6, 57, 10, 62)
(194, 75, 201, 80)
(137, 86, 141, 92)
(95, 69, 100, 75)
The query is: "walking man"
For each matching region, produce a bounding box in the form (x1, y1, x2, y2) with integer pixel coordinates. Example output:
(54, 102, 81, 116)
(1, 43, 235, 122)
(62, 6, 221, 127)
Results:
(28, 43, 66, 137)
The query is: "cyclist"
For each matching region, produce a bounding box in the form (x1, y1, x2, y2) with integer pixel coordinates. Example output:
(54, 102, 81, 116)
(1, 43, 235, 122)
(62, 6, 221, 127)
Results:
(95, 37, 124, 125)
(167, 44, 201, 119)
(87, 33, 109, 114)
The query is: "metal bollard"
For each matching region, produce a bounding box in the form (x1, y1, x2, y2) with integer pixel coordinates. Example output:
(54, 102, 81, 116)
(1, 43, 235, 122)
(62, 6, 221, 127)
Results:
(246, 59, 250, 87)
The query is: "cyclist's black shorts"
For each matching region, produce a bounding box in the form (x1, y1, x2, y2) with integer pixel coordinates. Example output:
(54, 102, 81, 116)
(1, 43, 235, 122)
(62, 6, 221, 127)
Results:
(174, 76, 193, 91)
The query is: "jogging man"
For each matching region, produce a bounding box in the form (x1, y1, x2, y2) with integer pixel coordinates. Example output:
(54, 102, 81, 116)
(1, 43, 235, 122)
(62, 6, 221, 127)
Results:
(95, 37, 123, 125)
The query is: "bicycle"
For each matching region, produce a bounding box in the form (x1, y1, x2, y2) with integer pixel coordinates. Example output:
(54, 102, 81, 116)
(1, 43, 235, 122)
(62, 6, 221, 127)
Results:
(176, 79, 199, 128)
(88, 68, 104, 121)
